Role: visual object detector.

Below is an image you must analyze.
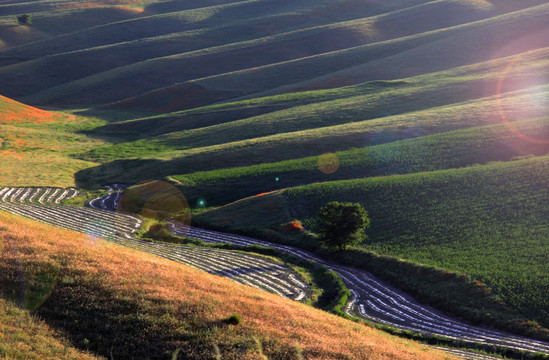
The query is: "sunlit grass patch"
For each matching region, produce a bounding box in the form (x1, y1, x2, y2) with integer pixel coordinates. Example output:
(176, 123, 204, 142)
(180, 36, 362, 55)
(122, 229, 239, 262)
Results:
(0, 211, 453, 360)
(0, 97, 106, 186)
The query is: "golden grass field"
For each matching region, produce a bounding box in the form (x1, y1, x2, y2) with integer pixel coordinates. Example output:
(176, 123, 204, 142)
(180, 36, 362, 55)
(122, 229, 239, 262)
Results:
(0, 211, 455, 359)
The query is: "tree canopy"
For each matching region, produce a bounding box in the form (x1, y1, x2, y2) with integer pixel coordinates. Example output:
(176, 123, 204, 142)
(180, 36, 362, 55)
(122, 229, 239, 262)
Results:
(317, 201, 370, 251)
(17, 14, 32, 25)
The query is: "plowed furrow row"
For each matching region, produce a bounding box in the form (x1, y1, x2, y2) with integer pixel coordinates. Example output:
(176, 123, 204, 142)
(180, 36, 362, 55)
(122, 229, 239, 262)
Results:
(0, 187, 79, 204)
(168, 223, 549, 355)
(0, 196, 309, 303)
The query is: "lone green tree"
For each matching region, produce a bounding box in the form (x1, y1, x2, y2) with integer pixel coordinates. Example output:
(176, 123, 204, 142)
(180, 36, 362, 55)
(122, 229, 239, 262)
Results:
(17, 14, 32, 25)
(317, 201, 370, 251)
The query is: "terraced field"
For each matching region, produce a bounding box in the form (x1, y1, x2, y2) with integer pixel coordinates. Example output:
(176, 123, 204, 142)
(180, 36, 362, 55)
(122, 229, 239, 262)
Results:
(1, 187, 547, 358)
(0, 186, 79, 204)
(0, 187, 310, 301)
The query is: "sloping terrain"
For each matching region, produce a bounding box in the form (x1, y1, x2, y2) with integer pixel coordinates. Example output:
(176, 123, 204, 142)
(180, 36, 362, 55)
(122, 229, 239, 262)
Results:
(196, 155, 549, 336)
(2, 186, 546, 357)
(0, 95, 103, 187)
(0, 299, 98, 359)
(0, 0, 547, 107)
(1, 0, 549, 356)
(0, 210, 455, 360)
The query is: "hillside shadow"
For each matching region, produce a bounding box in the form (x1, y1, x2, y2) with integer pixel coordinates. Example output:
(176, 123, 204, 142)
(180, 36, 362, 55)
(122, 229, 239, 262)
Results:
(85, 104, 287, 141)
(75, 159, 163, 188)
(0, 261, 213, 359)
(34, 280, 195, 359)
(70, 107, 154, 124)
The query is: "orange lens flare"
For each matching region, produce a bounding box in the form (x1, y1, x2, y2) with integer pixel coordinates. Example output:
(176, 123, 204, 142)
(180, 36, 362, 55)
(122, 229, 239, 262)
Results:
(318, 153, 340, 175)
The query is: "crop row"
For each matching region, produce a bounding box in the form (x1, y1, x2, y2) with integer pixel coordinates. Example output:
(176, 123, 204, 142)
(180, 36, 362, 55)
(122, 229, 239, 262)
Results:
(169, 223, 549, 355)
(0, 193, 309, 302)
(0, 187, 79, 204)
(3, 188, 547, 356)
(431, 347, 502, 360)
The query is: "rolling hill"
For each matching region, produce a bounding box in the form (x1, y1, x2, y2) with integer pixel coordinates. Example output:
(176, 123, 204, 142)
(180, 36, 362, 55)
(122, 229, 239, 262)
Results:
(0, 210, 455, 360)
(1, 0, 549, 356)
(0, 95, 103, 187)
(196, 154, 549, 335)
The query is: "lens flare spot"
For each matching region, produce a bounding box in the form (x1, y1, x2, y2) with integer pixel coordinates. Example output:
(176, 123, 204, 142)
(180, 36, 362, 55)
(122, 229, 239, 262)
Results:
(1, 230, 59, 312)
(318, 153, 340, 175)
(496, 54, 549, 145)
(118, 180, 191, 238)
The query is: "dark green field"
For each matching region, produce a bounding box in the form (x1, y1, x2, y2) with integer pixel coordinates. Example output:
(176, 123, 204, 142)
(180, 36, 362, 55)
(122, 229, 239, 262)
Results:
(1, 0, 549, 346)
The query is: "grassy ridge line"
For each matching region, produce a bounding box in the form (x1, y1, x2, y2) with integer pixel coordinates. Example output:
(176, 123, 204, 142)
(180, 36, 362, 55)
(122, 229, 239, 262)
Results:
(190, 3, 549, 97)
(0, 0, 496, 102)
(170, 116, 549, 206)
(93, 45, 549, 139)
(74, 87, 548, 186)
(17, 2, 549, 106)
(0, 4, 392, 92)
(0, 211, 454, 360)
(80, 46, 549, 159)
(0, 0, 435, 60)
(0, 0, 429, 103)
(0, 0, 292, 54)
(0, 0, 362, 67)
(85, 68, 549, 156)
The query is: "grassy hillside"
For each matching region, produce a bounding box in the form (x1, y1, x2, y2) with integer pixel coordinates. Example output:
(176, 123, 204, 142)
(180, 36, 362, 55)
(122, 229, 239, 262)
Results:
(196, 155, 549, 334)
(0, 0, 547, 107)
(0, 211, 454, 360)
(0, 298, 98, 359)
(169, 116, 549, 206)
(69, 45, 549, 187)
(0, 96, 104, 187)
(1, 0, 549, 351)
(74, 82, 549, 186)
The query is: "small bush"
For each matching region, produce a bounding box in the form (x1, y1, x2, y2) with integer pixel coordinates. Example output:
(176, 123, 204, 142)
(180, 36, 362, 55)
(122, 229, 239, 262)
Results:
(224, 314, 242, 325)
(17, 14, 31, 25)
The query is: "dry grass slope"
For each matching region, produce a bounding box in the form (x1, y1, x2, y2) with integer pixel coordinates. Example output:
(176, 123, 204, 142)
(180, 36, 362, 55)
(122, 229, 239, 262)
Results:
(0, 299, 98, 359)
(0, 211, 454, 360)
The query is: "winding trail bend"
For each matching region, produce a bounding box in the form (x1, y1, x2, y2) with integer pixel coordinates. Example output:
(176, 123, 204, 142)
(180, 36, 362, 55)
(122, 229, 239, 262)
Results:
(0, 186, 548, 359)
(169, 224, 549, 356)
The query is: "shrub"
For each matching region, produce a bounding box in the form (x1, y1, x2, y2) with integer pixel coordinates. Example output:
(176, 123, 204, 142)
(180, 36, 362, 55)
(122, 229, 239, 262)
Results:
(224, 314, 242, 325)
(17, 14, 31, 25)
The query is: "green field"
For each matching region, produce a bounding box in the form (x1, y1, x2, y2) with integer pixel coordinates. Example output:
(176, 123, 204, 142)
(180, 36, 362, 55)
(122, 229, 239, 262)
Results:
(1, 0, 549, 348)
(196, 155, 549, 335)
(285, 157, 549, 324)
(0, 96, 104, 186)
(167, 116, 549, 206)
